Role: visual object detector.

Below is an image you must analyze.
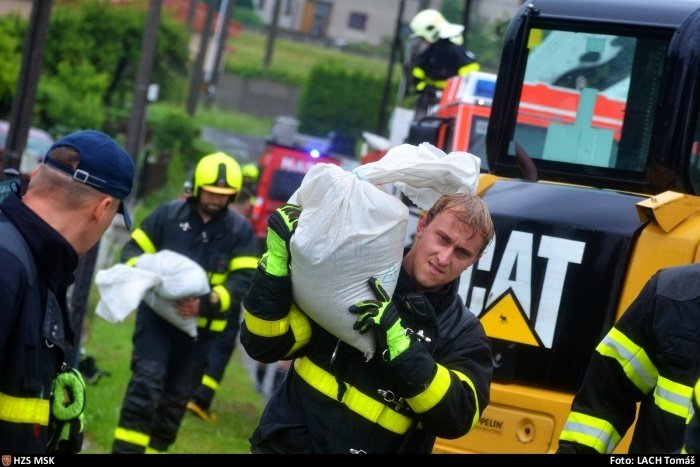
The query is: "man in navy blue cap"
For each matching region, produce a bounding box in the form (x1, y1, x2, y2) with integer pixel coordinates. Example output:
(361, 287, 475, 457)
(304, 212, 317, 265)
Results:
(0, 129, 134, 454)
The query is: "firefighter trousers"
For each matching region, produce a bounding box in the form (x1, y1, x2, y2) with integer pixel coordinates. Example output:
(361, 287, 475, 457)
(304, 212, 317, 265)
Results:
(112, 308, 214, 453)
(191, 310, 240, 410)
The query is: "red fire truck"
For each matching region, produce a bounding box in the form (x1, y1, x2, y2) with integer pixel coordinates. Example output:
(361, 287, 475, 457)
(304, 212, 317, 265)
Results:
(249, 118, 342, 241)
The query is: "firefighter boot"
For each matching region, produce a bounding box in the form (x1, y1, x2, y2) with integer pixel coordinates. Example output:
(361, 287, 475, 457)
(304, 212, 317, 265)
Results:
(186, 400, 217, 422)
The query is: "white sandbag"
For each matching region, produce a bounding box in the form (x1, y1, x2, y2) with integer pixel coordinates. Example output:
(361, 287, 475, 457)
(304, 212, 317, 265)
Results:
(289, 143, 481, 360)
(95, 265, 160, 322)
(142, 291, 200, 338)
(95, 250, 210, 338)
(136, 250, 210, 301)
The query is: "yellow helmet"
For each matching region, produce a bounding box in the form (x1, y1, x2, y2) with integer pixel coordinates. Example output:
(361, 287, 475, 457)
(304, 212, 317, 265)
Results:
(193, 152, 242, 197)
(409, 9, 446, 44)
(241, 163, 259, 182)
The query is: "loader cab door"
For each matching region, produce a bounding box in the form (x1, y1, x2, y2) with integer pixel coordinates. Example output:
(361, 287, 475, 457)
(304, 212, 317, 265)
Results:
(472, 0, 700, 392)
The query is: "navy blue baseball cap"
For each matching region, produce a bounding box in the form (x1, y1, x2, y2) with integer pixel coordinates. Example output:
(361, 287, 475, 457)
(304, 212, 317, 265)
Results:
(43, 130, 135, 229)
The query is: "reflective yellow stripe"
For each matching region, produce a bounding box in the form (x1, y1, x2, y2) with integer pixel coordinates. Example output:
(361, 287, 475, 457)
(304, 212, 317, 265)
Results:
(407, 365, 450, 414)
(209, 272, 226, 285)
(429, 78, 448, 89)
(243, 308, 289, 337)
(208, 255, 258, 284)
(209, 318, 226, 331)
(244, 303, 310, 354)
(130, 228, 156, 254)
(125, 256, 139, 267)
(559, 411, 621, 454)
(145, 446, 164, 454)
(202, 374, 219, 391)
(294, 357, 412, 435)
(230, 256, 258, 272)
(452, 369, 481, 428)
(285, 304, 312, 356)
(197, 317, 227, 332)
(0, 392, 49, 425)
(596, 327, 657, 393)
(114, 427, 150, 447)
(212, 285, 230, 312)
(695, 379, 700, 407)
(654, 375, 693, 419)
(412, 67, 426, 80)
(457, 62, 480, 76)
(197, 316, 207, 328)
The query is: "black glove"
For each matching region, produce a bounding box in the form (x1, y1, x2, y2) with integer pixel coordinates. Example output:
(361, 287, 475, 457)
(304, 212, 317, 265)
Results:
(349, 277, 412, 361)
(46, 368, 85, 454)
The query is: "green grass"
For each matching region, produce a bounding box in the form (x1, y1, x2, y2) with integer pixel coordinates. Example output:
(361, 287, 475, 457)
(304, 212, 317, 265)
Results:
(80, 294, 264, 453)
(224, 29, 392, 86)
(193, 103, 273, 138)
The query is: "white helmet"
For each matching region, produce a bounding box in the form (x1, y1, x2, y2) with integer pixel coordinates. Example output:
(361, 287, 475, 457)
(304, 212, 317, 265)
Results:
(409, 9, 446, 43)
(410, 9, 465, 44)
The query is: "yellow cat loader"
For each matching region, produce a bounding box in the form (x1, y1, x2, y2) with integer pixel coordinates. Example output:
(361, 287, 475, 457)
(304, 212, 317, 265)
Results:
(426, 0, 700, 454)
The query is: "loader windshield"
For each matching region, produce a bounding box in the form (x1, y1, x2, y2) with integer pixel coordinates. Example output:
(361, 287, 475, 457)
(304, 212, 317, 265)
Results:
(510, 28, 666, 175)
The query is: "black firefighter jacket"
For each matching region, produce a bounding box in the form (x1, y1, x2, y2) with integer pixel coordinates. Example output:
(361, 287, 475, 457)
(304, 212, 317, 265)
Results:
(122, 198, 258, 333)
(0, 193, 78, 453)
(241, 264, 493, 454)
(558, 263, 700, 453)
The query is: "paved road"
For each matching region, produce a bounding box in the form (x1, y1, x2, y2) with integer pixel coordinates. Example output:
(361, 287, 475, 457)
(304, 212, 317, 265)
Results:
(200, 126, 267, 164)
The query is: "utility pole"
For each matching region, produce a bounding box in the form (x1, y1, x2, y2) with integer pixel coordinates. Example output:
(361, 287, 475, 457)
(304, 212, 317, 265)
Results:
(462, 0, 473, 50)
(4, 0, 54, 173)
(205, 0, 235, 106)
(186, 0, 197, 31)
(377, 0, 406, 134)
(186, 0, 216, 115)
(72, 0, 163, 367)
(125, 0, 163, 165)
(263, 0, 281, 68)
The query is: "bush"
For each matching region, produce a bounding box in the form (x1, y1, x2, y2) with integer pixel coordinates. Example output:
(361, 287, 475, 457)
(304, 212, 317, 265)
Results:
(233, 6, 263, 28)
(147, 103, 199, 163)
(297, 60, 397, 140)
(35, 61, 110, 135)
(0, 14, 24, 116)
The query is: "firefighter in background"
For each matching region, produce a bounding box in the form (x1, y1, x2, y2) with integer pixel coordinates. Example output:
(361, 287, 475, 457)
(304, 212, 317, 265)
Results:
(408, 9, 480, 118)
(241, 163, 259, 192)
(557, 263, 700, 453)
(230, 163, 259, 219)
(187, 160, 261, 421)
(112, 152, 258, 453)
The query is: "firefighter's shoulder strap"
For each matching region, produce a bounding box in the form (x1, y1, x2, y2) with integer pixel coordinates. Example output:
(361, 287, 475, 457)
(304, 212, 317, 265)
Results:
(0, 180, 30, 273)
(0, 211, 37, 283)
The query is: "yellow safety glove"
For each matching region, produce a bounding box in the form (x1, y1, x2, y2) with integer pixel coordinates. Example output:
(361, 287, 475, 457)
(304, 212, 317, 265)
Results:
(261, 204, 301, 277)
(349, 277, 412, 361)
(47, 368, 85, 454)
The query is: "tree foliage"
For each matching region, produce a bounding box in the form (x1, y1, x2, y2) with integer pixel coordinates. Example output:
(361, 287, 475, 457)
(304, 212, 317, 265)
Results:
(0, 0, 190, 135)
(0, 14, 26, 115)
(298, 60, 396, 140)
